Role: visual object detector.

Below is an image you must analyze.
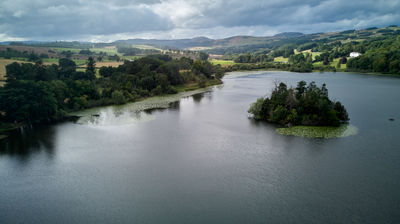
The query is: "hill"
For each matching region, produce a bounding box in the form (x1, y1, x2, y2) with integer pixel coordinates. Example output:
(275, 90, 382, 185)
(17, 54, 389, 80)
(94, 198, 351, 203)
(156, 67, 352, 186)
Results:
(2, 26, 400, 75)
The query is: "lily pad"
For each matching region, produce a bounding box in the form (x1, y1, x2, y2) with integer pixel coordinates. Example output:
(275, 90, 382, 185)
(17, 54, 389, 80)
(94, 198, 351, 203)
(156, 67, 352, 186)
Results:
(276, 124, 358, 138)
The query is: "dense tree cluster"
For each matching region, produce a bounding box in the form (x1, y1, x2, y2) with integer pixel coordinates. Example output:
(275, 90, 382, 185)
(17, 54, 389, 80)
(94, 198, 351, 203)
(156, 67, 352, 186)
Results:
(270, 44, 296, 58)
(117, 47, 161, 56)
(0, 48, 42, 61)
(288, 53, 313, 72)
(231, 52, 315, 73)
(0, 55, 222, 123)
(234, 53, 274, 63)
(248, 81, 349, 127)
(346, 36, 400, 74)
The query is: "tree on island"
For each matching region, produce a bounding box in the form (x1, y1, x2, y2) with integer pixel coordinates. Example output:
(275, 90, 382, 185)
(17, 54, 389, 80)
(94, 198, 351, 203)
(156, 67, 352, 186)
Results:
(248, 81, 349, 127)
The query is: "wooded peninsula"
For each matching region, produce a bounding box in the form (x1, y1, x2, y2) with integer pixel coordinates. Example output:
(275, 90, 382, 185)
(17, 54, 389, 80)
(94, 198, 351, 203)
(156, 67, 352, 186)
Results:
(0, 55, 223, 127)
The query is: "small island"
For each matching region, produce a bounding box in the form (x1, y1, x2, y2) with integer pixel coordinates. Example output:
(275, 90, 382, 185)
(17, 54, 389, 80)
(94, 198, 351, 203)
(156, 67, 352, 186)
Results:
(248, 81, 349, 127)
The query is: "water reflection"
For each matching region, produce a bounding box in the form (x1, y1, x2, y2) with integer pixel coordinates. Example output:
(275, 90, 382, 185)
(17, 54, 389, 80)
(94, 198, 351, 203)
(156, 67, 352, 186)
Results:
(77, 107, 155, 126)
(0, 124, 55, 161)
(192, 93, 204, 104)
(143, 101, 181, 115)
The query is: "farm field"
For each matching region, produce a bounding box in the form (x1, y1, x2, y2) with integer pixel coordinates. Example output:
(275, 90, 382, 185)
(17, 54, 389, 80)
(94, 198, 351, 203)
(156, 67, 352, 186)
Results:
(332, 58, 347, 69)
(300, 50, 321, 60)
(209, 59, 236, 66)
(313, 58, 347, 69)
(78, 61, 124, 68)
(132, 45, 163, 51)
(273, 56, 288, 63)
(90, 47, 120, 55)
(51, 47, 82, 53)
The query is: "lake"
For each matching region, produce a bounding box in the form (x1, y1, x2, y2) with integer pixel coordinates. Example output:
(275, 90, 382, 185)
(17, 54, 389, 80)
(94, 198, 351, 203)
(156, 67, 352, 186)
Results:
(1, 71, 400, 223)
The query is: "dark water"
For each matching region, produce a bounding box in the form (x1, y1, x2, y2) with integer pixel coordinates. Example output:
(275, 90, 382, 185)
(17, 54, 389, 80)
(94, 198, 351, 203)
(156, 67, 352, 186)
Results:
(1, 71, 400, 224)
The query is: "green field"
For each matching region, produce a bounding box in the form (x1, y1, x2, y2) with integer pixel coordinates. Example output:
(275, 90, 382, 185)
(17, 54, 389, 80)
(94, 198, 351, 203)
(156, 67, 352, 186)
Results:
(73, 59, 88, 66)
(313, 58, 347, 69)
(311, 52, 321, 60)
(53, 47, 121, 56)
(42, 58, 60, 64)
(313, 61, 323, 66)
(273, 56, 288, 63)
(332, 58, 347, 69)
(209, 59, 236, 66)
(121, 55, 141, 61)
(52, 47, 82, 53)
(90, 47, 120, 55)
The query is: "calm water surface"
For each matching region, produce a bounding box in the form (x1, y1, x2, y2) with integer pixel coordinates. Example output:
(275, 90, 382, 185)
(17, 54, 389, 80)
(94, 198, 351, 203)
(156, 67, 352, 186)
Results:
(1, 71, 400, 223)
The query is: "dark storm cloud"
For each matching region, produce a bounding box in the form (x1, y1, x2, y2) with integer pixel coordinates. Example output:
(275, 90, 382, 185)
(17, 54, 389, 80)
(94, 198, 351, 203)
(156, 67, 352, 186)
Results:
(0, 0, 170, 39)
(186, 0, 400, 29)
(0, 0, 399, 40)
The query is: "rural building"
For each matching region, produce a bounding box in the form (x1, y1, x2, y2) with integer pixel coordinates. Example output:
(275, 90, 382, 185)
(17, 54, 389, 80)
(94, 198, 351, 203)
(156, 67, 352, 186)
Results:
(350, 52, 362, 57)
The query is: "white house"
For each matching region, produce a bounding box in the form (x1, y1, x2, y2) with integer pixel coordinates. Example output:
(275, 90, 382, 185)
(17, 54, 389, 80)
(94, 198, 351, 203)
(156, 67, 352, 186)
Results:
(350, 52, 362, 57)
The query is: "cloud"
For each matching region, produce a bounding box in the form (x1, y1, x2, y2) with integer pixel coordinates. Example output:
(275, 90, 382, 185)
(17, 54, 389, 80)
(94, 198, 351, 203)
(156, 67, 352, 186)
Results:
(0, 0, 171, 39)
(0, 0, 399, 41)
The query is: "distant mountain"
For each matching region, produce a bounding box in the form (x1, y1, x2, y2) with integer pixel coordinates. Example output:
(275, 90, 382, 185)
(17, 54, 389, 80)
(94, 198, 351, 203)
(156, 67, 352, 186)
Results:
(4, 26, 399, 56)
(273, 32, 304, 38)
(115, 34, 294, 50)
(116, 37, 214, 49)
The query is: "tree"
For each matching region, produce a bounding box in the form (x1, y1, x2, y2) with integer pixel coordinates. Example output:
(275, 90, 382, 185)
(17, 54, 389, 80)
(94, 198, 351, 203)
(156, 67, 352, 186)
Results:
(248, 98, 265, 120)
(86, 57, 96, 78)
(340, 56, 347, 64)
(5, 62, 22, 81)
(199, 52, 209, 61)
(0, 80, 57, 122)
(99, 66, 115, 78)
(158, 61, 183, 85)
(59, 58, 76, 79)
(111, 90, 126, 104)
(323, 56, 329, 65)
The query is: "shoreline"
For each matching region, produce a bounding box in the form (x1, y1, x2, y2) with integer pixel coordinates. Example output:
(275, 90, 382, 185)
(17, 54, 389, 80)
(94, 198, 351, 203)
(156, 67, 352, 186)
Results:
(1, 69, 397, 135)
(69, 79, 222, 117)
(224, 68, 400, 78)
(0, 79, 222, 134)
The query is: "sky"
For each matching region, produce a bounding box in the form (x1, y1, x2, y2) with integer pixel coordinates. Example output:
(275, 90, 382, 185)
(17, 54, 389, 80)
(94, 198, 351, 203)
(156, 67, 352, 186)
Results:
(1, 0, 400, 42)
